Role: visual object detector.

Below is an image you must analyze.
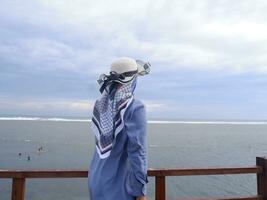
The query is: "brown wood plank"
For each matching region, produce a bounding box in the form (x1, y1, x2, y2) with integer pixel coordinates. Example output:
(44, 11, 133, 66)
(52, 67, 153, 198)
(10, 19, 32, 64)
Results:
(0, 169, 88, 178)
(168, 195, 262, 200)
(256, 157, 267, 200)
(256, 157, 265, 197)
(148, 166, 262, 177)
(156, 176, 166, 200)
(11, 178, 25, 200)
(0, 166, 261, 178)
(0, 164, 263, 200)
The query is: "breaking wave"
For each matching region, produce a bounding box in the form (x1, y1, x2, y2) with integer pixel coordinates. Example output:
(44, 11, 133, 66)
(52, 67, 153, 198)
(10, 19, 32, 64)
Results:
(0, 117, 267, 124)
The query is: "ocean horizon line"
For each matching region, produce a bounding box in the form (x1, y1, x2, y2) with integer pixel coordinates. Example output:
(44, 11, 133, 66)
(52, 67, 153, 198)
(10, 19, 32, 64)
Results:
(0, 117, 267, 124)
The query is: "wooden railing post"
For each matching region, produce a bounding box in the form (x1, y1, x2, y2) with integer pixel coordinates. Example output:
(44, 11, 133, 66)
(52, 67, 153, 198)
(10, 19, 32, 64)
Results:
(155, 176, 165, 200)
(11, 178, 25, 200)
(256, 157, 267, 200)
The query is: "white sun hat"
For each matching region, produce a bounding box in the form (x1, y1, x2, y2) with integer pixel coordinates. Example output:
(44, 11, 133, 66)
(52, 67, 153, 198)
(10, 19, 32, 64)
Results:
(110, 57, 151, 83)
(110, 57, 138, 83)
(97, 57, 150, 92)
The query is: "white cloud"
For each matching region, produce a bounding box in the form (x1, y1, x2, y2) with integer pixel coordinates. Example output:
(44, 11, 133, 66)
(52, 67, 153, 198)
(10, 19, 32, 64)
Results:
(2, 0, 267, 119)
(1, 0, 267, 73)
(0, 97, 94, 112)
(143, 100, 167, 112)
(0, 97, 168, 114)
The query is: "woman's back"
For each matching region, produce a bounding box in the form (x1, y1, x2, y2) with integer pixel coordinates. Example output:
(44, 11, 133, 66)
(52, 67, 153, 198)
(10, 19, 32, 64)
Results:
(88, 99, 148, 200)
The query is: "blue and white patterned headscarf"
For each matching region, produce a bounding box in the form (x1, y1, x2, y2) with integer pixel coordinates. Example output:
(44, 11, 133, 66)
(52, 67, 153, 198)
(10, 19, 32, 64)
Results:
(91, 78, 137, 159)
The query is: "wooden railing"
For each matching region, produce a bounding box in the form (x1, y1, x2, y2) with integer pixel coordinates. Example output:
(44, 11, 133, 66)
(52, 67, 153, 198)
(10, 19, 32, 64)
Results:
(0, 157, 266, 200)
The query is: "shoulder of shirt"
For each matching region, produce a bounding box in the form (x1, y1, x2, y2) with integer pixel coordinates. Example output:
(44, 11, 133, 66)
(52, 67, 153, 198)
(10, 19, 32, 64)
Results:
(131, 98, 145, 111)
(124, 98, 145, 121)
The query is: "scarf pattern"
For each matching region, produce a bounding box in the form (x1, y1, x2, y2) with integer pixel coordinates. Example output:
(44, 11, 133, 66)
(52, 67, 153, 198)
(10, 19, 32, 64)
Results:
(91, 78, 136, 159)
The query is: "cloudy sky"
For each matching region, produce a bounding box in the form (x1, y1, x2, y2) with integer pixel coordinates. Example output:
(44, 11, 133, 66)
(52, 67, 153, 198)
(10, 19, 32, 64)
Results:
(1, 0, 267, 120)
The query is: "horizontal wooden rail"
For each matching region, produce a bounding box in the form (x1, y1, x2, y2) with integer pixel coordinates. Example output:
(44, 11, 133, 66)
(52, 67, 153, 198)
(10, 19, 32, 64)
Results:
(0, 157, 266, 200)
(0, 169, 88, 178)
(172, 196, 263, 200)
(148, 166, 262, 176)
(0, 166, 262, 178)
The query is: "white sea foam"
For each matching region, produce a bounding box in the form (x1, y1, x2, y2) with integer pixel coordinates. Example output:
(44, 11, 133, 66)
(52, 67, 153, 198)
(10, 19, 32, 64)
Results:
(148, 120, 267, 125)
(0, 117, 90, 122)
(0, 117, 43, 121)
(0, 117, 267, 124)
(149, 144, 158, 148)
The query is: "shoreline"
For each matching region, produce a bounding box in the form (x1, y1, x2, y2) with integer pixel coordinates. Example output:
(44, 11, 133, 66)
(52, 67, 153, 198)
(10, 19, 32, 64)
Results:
(0, 117, 267, 124)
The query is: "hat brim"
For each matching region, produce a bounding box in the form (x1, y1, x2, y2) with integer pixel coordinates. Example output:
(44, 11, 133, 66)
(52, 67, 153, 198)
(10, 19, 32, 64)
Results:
(113, 75, 137, 84)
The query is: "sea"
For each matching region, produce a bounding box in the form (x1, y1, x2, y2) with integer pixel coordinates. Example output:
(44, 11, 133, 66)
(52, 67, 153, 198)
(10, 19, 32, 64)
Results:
(1, 118, 267, 200)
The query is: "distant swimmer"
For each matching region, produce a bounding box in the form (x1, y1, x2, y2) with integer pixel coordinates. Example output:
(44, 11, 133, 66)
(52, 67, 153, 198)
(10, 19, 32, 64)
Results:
(38, 146, 43, 152)
(37, 146, 44, 155)
(27, 156, 31, 161)
(18, 153, 22, 156)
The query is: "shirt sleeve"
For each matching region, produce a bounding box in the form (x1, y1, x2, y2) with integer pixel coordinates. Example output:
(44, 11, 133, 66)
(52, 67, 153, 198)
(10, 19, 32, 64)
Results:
(125, 101, 149, 197)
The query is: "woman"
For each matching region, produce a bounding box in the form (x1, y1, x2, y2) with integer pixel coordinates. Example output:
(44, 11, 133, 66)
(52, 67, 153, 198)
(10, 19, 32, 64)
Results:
(88, 57, 150, 200)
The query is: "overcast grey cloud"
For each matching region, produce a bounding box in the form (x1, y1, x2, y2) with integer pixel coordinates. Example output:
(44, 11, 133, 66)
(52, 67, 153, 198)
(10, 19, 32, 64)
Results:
(1, 0, 267, 120)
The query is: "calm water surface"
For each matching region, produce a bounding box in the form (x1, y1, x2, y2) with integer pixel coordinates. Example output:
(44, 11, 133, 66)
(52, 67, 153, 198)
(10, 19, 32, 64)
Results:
(0, 120, 267, 200)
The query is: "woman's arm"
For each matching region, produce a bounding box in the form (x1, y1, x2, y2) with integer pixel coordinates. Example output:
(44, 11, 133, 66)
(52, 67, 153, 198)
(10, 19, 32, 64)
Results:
(126, 101, 149, 198)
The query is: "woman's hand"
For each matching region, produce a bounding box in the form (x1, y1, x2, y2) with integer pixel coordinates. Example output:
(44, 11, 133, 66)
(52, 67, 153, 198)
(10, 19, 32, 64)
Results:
(136, 195, 146, 200)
